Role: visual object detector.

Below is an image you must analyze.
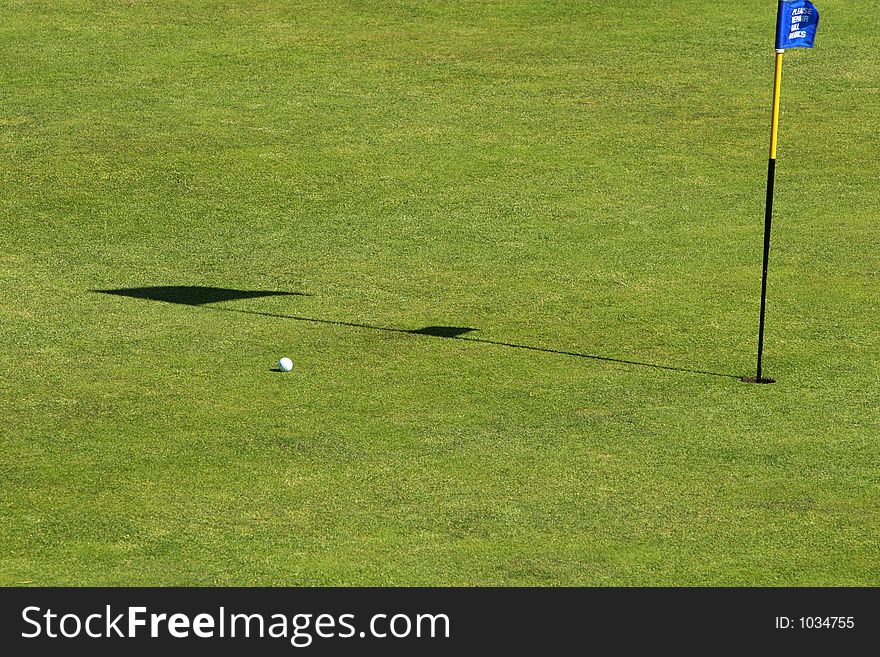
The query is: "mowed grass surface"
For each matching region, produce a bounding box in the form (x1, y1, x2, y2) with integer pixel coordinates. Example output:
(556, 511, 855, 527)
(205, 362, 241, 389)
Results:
(1, 0, 878, 585)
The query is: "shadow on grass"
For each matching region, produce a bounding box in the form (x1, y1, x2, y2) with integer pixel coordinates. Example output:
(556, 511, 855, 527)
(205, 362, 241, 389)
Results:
(95, 286, 740, 380)
(95, 285, 309, 306)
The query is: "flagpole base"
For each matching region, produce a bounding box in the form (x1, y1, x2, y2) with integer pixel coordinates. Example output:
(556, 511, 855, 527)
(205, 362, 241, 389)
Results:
(741, 377, 776, 384)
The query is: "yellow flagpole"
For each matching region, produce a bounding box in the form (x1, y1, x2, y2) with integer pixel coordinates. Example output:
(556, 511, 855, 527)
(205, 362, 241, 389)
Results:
(769, 51, 784, 159)
(751, 49, 785, 384)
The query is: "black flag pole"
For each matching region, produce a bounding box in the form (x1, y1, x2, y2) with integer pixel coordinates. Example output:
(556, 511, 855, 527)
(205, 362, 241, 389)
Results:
(749, 48, 785, 385)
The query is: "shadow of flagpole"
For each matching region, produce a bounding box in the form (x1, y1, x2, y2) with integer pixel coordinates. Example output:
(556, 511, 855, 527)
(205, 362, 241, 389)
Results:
(94, 286, 741, 380)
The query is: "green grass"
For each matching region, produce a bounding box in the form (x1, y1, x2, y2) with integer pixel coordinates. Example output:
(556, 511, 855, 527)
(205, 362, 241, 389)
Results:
(1, 0, 878, 585)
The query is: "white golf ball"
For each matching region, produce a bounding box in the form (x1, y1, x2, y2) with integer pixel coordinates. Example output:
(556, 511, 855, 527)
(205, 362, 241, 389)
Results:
(278, 357, 293, 372)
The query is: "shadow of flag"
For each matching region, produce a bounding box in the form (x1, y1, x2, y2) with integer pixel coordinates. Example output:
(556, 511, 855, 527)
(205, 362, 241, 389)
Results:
(95, 286, 308, 306)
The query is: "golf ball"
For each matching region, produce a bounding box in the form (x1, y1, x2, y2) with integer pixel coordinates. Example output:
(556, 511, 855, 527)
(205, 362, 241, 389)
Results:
(278, 357, 293, 372)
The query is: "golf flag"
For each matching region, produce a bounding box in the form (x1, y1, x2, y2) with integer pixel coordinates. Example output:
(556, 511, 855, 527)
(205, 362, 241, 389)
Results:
(775, 0, 819, 50)
(748, 2, 820, 383)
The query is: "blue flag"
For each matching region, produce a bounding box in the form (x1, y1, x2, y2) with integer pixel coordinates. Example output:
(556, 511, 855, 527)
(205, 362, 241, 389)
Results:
(775, 1, 819, 49)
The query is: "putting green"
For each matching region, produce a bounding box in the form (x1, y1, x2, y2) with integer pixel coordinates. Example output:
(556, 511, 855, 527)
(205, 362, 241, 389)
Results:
(1, 0, 878, 585)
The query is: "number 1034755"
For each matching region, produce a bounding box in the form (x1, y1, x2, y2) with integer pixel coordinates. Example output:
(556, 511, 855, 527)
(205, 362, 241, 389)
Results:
(775, 616, 854, 629)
